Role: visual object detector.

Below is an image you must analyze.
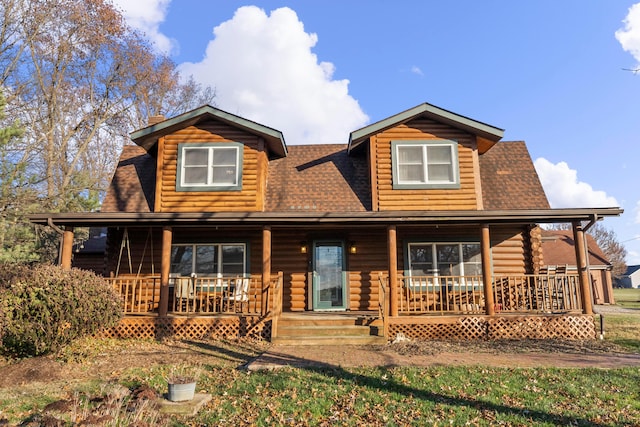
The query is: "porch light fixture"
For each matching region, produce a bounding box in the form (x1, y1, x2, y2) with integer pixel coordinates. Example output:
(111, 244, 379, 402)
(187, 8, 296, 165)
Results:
(300, 241, 308, 254)
(349, 242, 357, 254)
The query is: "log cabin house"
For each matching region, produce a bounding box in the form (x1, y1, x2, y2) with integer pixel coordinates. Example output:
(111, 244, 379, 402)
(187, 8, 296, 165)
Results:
(30, 103, 623, 343)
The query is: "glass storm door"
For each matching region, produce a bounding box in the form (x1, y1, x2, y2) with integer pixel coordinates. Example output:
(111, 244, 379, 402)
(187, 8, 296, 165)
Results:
(312, 241, 347, 310)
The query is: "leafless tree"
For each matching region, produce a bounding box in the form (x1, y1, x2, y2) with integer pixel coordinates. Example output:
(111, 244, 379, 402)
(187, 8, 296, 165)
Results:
(0, 0, 214, 261)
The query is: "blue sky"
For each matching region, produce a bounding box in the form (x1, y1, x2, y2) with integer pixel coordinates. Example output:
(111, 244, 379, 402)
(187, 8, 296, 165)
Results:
(113, 1, 640, 264)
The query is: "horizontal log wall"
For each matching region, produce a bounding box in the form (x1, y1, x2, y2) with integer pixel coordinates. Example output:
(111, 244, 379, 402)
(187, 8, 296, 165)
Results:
(107, 227, 163, 277)
(490, 226, 528, 275)
(373, 119, 480, 211)
(271, 230, 310, 311)
(157, 121, 267, 212)
(347, 229, 387, 311)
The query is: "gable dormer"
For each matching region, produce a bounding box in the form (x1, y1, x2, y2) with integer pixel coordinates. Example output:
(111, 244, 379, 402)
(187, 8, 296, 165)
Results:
(130, 105, 286, 213)
(348, 103, 504, 211)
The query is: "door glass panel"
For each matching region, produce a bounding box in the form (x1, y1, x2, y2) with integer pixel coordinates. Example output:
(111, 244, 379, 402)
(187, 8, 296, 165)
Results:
(314, 243, 344, 309)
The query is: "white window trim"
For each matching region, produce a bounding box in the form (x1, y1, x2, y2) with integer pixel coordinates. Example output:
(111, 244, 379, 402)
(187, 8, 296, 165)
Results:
(176, 142, 243, 191)
(391, 139, 460, 189)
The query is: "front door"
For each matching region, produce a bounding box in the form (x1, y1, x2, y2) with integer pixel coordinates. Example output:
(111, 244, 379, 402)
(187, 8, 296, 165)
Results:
(312, 241, 347, 310)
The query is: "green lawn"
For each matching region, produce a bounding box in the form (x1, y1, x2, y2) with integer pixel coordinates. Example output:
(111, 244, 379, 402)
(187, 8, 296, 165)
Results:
(613, 287, 640, 309)
(1, 362, 639, 426)
(600, 288, 640, 352)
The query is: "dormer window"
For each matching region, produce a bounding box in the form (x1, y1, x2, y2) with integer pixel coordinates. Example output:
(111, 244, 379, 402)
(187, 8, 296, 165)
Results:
(176, 142, 243, 191)
(391, 140, 460, 189)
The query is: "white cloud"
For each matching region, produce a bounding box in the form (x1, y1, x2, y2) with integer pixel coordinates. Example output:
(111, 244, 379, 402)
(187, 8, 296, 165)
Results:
(111, 0, 175, 54)
(616, 3, 640, 66)
(635, 200, 640, 224)
(178, 6, 369, 145)
(534, 158, 619, 208)
(411, 66, 424, 76)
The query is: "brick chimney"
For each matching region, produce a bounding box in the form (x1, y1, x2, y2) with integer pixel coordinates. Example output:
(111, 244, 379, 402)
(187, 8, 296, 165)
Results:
(148, 115, 165, 126)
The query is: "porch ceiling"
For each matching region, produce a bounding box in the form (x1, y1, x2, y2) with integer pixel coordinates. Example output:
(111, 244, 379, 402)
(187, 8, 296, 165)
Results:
(31, 208, 623, 228)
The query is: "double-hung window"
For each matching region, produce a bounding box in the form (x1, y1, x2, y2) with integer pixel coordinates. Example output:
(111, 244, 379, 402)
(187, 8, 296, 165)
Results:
(407, 242, 482, 289)
(391, 140, 459, 189)
(176, 142, 243, 191)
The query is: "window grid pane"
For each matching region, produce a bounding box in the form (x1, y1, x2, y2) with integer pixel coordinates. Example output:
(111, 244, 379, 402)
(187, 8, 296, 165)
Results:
(426, 145, 454, 183)
(397, 145, 426, 184)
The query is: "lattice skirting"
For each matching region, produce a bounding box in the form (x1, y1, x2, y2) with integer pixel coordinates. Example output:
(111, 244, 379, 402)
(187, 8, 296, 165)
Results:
(97, 316, 271, 340)
(388, 315, 596, 341)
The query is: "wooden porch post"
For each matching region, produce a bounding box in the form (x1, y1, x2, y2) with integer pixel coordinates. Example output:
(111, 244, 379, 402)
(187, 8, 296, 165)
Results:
(60, 226, 74, 270)
(387, 225, 398, 317)
(480, 224, 495, 315)
(572, 221, 593, 315)
(604, 269, 615, 304)
(262, 226, 272, 315)
(159, 226, 172, 317)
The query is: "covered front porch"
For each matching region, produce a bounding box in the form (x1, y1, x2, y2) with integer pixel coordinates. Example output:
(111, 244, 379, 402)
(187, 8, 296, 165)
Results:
(31, 208, 621, 342)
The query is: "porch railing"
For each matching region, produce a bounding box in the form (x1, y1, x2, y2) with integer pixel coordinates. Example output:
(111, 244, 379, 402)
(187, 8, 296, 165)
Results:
(109, 275, 161, 314)
(270, 272, 284, 339)
(397, 273, 582, 315)
(492, 274, 582, 313)
(109, 275, 272, 316)
(378, 273, 389, 337)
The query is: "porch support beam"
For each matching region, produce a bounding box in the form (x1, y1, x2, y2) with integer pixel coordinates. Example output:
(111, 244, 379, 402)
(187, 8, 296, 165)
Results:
(60, 226, 74, 270)
(572, 221, 593, 315)
(387, 225, 398, 317)
(262, 226, 271, 315)
(480, 224, 495, 315)
(159, 226, 172, 317)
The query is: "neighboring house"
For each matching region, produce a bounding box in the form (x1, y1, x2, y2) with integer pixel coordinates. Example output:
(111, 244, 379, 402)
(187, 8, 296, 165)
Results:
(618, 265, 640, 289)
(540, 229, 615, 305)
(31, 103, 623, 342)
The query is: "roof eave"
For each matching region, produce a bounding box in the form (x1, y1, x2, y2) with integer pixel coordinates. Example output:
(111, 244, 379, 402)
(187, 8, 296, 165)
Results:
(130, 105, 288, 158)
(348, 102, 504, 154)
(30, 207, 623, 228)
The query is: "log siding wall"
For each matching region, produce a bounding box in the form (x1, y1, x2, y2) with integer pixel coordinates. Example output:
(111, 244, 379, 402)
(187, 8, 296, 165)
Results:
(156, 122, 267, 212)
(373, 119, 480, 211)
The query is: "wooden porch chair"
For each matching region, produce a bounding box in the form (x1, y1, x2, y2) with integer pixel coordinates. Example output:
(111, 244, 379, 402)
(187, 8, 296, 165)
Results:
(223, 278, 250, 312)
(174, 277, 196, 312)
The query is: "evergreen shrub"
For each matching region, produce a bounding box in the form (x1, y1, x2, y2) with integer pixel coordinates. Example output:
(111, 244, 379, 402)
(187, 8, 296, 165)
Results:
(0, 263, 122, 357)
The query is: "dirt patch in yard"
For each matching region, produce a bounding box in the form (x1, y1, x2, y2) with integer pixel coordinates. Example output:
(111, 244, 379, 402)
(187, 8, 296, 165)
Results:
(248, 339, 640, 370)
(1, 336, 639, 390)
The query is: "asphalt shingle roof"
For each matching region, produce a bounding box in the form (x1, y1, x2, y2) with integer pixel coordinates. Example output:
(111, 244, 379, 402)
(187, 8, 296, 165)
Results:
(101, 145, 155, 213)
(479, 141, 550, 210)
(541, 229, 609, 267)
(102, 140, 550, 214)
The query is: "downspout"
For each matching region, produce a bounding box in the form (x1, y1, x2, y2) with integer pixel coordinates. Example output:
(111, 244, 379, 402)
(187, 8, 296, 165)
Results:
(582, 214, 599, 306)
(47, 218, 65, 264)
(47, 217, 64, 234)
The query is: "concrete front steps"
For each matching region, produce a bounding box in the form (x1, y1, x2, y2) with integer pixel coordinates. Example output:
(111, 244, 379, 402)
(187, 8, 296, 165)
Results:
(272, 312, 386, 345)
